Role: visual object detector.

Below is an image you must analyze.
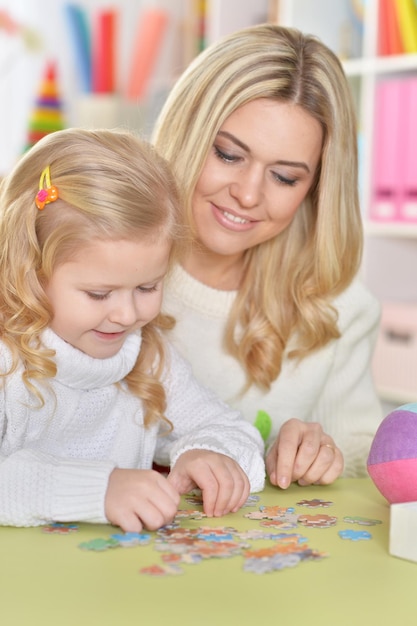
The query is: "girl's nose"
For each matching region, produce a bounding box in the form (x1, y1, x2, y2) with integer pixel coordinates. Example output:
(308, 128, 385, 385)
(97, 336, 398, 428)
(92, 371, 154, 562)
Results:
(108, 294, 138, 326)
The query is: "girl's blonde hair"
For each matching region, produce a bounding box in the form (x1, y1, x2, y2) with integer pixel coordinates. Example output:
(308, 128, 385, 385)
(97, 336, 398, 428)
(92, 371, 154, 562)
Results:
(0, 128, 184, 426)
(153, 23, 363, 390)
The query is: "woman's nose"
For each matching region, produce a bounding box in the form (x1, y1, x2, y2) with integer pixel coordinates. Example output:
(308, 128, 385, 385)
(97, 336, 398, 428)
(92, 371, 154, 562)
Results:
(229, 167, 263, 208)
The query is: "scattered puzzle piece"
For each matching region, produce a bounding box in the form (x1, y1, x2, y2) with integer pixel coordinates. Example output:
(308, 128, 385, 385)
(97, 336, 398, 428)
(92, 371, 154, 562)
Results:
(243, 495, 261, 507)
(343, 516, 382, 526)
(260, 517, 298, 530)
(42, 522, 79, 534)
(338, 529, 372, 541)
(110, 532, 151, 547)
(139, 564, 183, 576)
(296, 498, 333, 508)
(175, 509, 207, 520)
(298, 514, 337, 528)
(78, 537, 120, 551)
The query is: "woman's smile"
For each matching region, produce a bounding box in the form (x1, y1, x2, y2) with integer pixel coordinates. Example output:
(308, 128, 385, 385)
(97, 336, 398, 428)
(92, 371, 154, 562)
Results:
(212, 203, 257, 230)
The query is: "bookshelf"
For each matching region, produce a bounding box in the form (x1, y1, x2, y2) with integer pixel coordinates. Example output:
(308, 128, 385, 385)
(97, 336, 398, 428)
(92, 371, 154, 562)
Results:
(272, 0, 417, 406)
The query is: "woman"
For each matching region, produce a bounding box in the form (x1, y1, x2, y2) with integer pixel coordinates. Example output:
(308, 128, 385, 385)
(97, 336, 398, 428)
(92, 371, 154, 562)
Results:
(152, 24, 382, 487)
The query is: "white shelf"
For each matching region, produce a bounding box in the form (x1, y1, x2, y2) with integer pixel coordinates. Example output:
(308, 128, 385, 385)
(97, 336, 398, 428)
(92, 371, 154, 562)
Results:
(365, 222, 417, 238)
(377, 386, 417, 405)
(344, 53, 417, 77)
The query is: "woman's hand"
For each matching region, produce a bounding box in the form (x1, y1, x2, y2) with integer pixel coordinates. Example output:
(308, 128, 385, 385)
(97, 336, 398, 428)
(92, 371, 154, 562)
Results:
(105, 468, 180, 532)
(167, 450, 250, 517)
(265, 418, 344, 488)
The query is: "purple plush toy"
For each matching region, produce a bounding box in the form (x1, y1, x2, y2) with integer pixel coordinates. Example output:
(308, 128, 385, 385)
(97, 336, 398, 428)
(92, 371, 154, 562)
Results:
(367, 403, 417, 504)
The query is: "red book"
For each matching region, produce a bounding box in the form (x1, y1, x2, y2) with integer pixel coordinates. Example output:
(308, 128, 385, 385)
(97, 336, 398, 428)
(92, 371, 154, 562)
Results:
(92, 9, 116, 93)
(377, 0, 390, 55)
(383, 0, 404, 55)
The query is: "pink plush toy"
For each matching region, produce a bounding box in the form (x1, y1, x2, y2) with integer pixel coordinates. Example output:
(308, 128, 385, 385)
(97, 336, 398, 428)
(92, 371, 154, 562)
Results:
(367, 403, 417, 504)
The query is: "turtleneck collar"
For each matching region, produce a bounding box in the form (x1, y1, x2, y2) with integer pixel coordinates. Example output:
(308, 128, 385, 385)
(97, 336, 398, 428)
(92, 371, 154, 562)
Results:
(41, 328, 142, 390)
(167, 264, 237, 317)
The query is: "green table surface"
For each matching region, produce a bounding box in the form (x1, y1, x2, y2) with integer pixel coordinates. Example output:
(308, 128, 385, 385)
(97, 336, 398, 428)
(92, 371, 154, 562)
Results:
(1, 478, 415, 625)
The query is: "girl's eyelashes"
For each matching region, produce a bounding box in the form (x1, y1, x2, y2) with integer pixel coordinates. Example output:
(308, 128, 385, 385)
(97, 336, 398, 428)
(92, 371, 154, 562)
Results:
(86, 291, 110, 301)
(85, 284, 159, 300)
(137, 284, 158, 293)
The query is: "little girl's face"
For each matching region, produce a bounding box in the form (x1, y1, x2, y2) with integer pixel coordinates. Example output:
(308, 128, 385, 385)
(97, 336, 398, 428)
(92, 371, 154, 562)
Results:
(44, 237, 171, 359)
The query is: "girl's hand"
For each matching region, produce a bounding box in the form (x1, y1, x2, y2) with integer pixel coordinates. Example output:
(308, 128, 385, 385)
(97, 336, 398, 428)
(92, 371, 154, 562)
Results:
(167, 450, 250, 517)
(265, 418, 344, 488)
(105, 468, 180, 532)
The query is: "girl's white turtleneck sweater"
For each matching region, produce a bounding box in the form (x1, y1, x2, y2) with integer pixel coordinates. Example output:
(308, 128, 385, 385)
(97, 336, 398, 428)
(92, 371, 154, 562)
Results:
(0, 328, 265, 527)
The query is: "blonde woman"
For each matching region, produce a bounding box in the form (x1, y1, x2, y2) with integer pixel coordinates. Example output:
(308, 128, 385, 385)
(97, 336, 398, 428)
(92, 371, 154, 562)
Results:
(153, 24, 382, 485)
(0, 128, 265, 529)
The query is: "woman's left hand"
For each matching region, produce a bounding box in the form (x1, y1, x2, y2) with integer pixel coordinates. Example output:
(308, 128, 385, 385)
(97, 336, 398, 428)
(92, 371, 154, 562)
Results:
(265, 418, 344, 489)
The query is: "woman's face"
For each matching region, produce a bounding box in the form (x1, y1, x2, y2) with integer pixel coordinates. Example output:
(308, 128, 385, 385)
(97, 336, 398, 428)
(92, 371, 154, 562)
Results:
(192, 98, 323, 259)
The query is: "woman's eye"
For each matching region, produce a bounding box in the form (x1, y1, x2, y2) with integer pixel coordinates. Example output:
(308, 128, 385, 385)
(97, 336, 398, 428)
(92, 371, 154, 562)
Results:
(86, 291, 110, 301)
(273, 172, 297, 186)
(214, 145, 238, 163)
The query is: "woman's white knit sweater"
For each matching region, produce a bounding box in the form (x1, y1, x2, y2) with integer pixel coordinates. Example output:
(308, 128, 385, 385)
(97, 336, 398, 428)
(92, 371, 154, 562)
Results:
(0, 329, 265, 527)
(163, 264, 384, 478)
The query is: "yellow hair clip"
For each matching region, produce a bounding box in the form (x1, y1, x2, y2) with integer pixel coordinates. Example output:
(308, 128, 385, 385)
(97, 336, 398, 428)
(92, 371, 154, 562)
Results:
(35, 166, 59, 210)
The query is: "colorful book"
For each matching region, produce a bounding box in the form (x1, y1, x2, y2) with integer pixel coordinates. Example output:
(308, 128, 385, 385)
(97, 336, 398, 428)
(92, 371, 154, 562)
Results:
(370, 78, 404, 221)
(378, 0, 391, 55)
(378, 0, 404, 55)
(399, 77, 417, 221)
(393, 0, 417, 53)
(125, 8, 168, 102)
(92, 8, 117, 93)
(64, 4, 91, 93)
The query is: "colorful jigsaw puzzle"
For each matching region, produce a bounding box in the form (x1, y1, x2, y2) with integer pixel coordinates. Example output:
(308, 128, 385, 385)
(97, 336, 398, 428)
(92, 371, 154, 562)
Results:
(42, 493, 382, 576)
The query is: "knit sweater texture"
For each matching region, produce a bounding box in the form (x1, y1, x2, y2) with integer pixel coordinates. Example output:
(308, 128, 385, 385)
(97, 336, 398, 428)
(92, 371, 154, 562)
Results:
(0, 328, 265, 527)
(163, 264, 383, 477)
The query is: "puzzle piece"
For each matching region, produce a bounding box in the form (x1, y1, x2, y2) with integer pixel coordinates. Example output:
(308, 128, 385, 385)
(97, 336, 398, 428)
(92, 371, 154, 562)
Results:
(296, 498, 333, 508)
(175, 509, 207, 520)
(78, 537, 120, 551)
(343, 516, 382, 526)
(139, 564, 183, 576)
(245, 505, 295, 520)
(110, 532, 151, 547)
(184, 495, 203, 506)
(42, 522, 79, 534)
(298, 514, 337, 528)
(338, 529, 372, 541)
(244, 552, 302, 573)
(260, 517, 298, 530)
(242, 495, 261, 507)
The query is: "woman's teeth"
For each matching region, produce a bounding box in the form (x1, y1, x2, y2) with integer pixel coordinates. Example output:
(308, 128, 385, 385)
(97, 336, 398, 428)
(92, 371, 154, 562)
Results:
(222, 210, 249, 224)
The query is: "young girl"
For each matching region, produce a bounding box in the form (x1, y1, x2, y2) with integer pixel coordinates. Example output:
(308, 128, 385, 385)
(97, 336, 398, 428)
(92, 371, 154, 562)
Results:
(0, 128, 265, 530)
